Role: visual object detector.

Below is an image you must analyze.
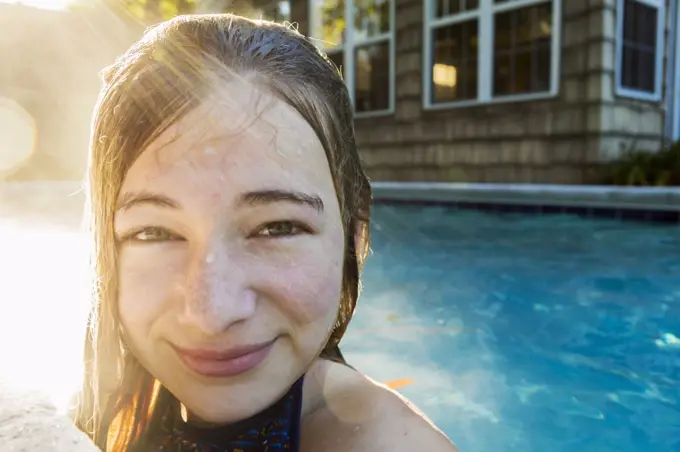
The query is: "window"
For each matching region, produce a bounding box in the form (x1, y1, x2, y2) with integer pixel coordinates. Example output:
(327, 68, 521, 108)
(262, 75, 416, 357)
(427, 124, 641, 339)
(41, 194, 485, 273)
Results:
(423, 0, 560, 108)
(308, 0, 394, 115)
(616, 0, 665, 101)
(263, 1, 291, 23)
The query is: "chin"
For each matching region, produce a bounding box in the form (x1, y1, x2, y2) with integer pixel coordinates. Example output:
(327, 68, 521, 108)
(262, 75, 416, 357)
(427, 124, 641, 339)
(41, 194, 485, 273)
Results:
(176, 378, 278, 424)
(164, 341, 305, 424)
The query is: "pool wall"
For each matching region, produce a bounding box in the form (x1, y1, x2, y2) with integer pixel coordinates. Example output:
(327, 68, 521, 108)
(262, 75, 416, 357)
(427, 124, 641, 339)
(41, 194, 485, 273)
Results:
(371, 183, 680, 223)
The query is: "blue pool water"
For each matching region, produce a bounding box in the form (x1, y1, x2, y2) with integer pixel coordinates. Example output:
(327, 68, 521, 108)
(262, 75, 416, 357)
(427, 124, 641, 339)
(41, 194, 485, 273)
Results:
(342, 204, 680, 452)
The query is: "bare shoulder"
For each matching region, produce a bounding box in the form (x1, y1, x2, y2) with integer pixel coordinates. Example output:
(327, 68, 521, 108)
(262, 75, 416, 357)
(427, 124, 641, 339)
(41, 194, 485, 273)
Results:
(301, 359, 458, 452)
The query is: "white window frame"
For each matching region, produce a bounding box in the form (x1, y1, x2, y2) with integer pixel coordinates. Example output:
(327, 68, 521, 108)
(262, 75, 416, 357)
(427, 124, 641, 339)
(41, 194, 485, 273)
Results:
(308, 0, 396, 117)
(615, 0, 666, 101)
(422, 0, 561, 110)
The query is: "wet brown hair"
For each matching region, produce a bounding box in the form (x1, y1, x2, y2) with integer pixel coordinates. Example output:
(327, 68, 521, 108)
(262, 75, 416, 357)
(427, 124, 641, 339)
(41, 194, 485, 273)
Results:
(73, 14, 371, 452)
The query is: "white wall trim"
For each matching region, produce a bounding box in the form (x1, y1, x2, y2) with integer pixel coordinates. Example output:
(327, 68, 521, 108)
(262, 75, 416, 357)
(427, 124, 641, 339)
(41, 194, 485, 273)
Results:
(615, 0, 666, 102)
(307, 0, 396, 117)
(422, 0, 561, 110)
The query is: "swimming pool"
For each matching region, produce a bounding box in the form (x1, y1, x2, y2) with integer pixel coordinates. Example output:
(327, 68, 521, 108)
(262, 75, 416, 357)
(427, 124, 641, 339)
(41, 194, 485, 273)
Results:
(1, 183, 678, 451)
(343, 203, 680, 452)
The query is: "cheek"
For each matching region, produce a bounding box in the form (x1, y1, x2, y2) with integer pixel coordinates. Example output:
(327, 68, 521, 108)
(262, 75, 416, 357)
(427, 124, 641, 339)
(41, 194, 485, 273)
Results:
(283, 262, 342, 322)
(264, 244, 344, 325)
(117, 249, 186, 331)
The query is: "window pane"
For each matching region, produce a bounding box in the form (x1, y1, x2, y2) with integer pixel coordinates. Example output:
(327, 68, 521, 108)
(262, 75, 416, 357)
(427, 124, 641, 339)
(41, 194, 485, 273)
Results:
(263, 1, 290, 22)
(277, 1, 291, 22)
(494, 7, 511, 51)
(354, 0, 390, 41)
(494, 52, 511, 95)
(326, 50, 344, 77)
(623, 0, 657, 46)
(435, 0, 478, 19)
(623, 47, 655, 93)
(493, 3, 552, 96)
(354, 42, 390, 112)
(638, 49, 655, 92)
(431, 20, 479, 102)
(535, 45, 551, 92)
(622, 42, 637, 88)
(621, 0, 657, 93)
(311, 0, 345, 47)
(515, 6, 536, 46)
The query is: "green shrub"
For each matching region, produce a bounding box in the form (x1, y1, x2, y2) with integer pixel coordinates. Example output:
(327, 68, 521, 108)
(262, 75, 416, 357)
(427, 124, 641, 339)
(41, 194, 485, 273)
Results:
(603, 141, 680, 186)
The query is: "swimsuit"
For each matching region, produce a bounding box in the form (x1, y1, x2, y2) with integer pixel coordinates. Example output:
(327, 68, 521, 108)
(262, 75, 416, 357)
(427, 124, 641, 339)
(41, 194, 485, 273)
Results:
(150, 376, 305, 452)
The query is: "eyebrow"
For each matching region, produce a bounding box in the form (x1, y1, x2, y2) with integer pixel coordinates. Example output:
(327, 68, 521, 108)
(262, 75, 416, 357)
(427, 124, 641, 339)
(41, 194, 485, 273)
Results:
(116, 191, 179, 212)
(239, 189, 324, 212)
(115, 189, 324, 213)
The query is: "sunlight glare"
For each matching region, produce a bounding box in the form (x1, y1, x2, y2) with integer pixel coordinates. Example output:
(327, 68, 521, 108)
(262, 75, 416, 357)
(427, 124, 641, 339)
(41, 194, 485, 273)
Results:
(0, 99, 37, 179)
(0, 0, 75, 10)
(0, 200, 90, 412)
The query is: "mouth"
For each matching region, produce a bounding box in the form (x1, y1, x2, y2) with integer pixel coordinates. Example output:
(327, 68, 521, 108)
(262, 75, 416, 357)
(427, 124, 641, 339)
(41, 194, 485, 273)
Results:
(174, 338, 277, 378)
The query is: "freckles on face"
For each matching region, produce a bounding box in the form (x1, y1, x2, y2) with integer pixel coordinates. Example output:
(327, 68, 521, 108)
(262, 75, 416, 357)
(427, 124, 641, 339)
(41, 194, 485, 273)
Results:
(258, 242, 345, 325)
(117, 244, 187, 331)
(112, 81, 348, 422)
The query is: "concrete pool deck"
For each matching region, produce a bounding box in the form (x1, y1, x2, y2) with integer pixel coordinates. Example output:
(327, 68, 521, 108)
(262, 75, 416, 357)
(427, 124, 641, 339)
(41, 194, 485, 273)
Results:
(371, 182, 680, 212)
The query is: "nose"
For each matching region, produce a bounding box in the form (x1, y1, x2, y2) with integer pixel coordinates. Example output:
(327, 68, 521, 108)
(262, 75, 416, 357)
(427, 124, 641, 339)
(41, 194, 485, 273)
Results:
(178, 245, 256, 335)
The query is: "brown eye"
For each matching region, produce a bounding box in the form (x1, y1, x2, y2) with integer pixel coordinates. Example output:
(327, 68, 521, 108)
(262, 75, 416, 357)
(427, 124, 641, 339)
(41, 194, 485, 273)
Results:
(257, 221, 306, 238)
(126, 227, 180, 243)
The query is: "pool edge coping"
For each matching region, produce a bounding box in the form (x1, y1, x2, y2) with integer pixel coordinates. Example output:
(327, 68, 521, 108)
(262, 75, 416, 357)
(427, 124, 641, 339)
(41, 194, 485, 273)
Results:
(370, 182, 680, 212)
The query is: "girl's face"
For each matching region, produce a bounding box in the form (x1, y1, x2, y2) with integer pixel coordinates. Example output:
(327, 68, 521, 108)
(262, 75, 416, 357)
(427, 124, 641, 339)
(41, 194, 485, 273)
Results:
(114, 82, 345, 424)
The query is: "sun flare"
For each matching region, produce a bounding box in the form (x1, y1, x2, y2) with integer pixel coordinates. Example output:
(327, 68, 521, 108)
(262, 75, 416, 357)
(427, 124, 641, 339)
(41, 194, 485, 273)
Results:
(0, 0, 75, 10)
(0, 203, 90, 412)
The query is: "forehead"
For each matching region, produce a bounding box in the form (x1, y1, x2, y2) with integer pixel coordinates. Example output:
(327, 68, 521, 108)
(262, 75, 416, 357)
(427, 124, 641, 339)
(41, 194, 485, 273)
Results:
(120, 82, 335, 202)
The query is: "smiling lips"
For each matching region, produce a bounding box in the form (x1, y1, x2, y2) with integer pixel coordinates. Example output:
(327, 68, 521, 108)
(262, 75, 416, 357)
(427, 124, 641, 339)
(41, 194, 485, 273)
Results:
(175, 339, 276, 377)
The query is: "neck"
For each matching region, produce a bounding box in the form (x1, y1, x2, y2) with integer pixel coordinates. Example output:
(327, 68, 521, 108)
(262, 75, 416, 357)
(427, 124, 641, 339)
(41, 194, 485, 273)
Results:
(180, 404, 222, 428)
(177, 375, 307, 430)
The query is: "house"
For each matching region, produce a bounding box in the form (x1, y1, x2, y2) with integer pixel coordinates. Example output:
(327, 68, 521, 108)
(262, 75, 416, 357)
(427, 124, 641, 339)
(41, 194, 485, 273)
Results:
(1, 0, 676, 183)
(249, 0, 676, 184)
